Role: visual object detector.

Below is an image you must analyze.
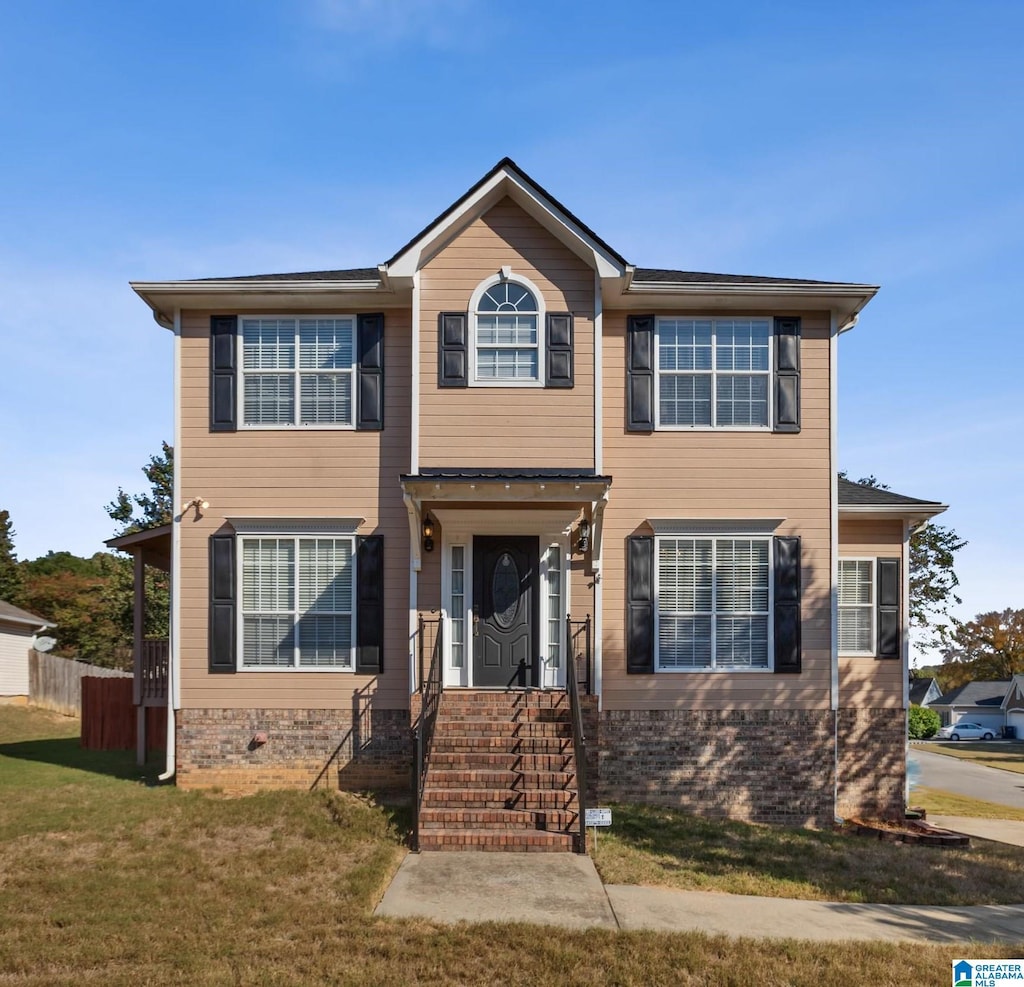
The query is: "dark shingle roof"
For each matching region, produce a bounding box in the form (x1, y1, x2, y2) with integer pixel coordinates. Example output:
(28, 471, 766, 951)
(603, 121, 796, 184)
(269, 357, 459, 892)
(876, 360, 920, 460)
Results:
(838, 478, 944, 508)
(190, 268, 379, 283)
(632, 268, 865, 287)
(909, 678, 940, 705)
(0, 600, 54, 628)
(930, 681, 1012, 708)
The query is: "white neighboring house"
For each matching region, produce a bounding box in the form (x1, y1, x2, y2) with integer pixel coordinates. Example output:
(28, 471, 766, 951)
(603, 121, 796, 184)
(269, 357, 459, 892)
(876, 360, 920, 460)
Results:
(1002, 675, 1024, 738)
(0, 600, 56, 700)
(928, 680, 1012, 733)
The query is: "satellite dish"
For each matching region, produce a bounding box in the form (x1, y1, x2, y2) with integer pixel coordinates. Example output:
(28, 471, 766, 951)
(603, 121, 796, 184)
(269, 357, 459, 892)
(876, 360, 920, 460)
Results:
(34, 637, 56, 653)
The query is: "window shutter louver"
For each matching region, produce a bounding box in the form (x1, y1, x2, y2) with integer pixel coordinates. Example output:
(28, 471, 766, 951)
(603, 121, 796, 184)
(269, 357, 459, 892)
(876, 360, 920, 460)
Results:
(773, 535, 801, 673)
(210, 315, 238, 431)
(356, 535, 384, 675)
(627, 535, 655, 673)
(356, 312, 385, 430)
(545, 312, 574, 388)
(876, 558, 900, 660)
(773, 316, 801, 433)
(209, 533, 237, 673)
(627, 315, 655, 431)
(438, 312, 468, 387)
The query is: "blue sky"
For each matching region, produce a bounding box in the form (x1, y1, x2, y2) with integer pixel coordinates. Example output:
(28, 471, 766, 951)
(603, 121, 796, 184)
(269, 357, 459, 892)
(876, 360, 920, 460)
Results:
(1, 0, 1021, 642)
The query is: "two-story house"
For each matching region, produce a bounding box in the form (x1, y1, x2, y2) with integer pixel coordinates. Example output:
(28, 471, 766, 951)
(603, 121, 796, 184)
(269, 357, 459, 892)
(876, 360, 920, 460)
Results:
(125, 159, 946, 850)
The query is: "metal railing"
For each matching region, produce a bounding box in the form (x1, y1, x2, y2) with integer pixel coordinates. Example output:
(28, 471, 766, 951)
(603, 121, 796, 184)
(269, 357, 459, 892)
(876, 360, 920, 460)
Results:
(566, 613, 591, 854)
(411, 614, 443, 852)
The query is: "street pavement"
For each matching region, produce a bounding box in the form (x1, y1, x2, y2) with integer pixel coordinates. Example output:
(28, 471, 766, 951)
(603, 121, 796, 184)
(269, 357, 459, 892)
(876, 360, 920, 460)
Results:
(910, 747, 1024, 808)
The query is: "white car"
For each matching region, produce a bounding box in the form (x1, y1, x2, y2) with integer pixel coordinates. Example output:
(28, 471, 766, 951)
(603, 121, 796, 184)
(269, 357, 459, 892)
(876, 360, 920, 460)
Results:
(935, 722, 996, 741)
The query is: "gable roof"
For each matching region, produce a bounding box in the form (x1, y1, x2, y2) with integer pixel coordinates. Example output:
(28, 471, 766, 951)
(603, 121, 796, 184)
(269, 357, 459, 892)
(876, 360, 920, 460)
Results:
(909, 677, 941, 705)
(0, 600, 55, 630)
(929, 681, 1012, 708)
(1002, 675, 1024, 711)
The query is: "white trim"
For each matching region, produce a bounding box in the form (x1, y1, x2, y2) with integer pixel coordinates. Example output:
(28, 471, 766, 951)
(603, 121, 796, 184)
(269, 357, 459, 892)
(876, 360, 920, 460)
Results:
(408, 563, 418, 695)
(839, 504, 948, 520)
(593, 268, 603, 474)
(902, 522, 912, 710)
(649, 518, 784, 535)
(227, 517, 363, 535)
(0, 614, 54, 630)
(467, 271, 546, 388)
(162, 308, 182, 782)
(411, 271, 420, 474)
(131, 279, 382, 293)
(837, 557, 877, 657)
(594, 560, 603, 709)
(653, 316, 773, 431)
(830, 313, 839, 713)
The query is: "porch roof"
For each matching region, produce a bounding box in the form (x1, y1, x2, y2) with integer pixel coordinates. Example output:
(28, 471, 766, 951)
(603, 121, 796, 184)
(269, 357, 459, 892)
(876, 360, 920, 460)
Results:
(105, 524, 172, 572)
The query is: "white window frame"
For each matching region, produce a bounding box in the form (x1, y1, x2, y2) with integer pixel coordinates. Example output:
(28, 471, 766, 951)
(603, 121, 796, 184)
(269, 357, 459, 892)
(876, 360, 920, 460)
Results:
(238, 314, 358, 430)
(236, 533, 357, 672)
(654, 533, 774, 673)
(837, 556, 876, 657)
(654, 316, 773, 430)
(467, 272, 547, 388)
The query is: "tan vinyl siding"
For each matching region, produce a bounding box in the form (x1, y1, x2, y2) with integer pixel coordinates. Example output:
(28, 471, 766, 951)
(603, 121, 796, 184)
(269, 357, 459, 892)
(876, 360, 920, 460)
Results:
(600, 311, 833, 710)
(838, 517, 906, 709)
(419, 198, 595, 469)
(178, 308, 412, 710)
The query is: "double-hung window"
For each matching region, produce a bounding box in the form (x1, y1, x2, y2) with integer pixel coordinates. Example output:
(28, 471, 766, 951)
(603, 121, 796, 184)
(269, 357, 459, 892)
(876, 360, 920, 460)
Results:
(656, 318, 771, 427)
(472, 278, 544, 384)
(838, 559, 875, 655)
(656, 536, 771, 670)
(240, 536, 355, 670)
(241, 316, 355, 426)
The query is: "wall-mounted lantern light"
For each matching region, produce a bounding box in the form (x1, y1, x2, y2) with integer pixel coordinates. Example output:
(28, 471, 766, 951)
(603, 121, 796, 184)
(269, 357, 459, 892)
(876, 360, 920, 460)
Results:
(422, 516, 435, 553)
(577, 518, 591, 554)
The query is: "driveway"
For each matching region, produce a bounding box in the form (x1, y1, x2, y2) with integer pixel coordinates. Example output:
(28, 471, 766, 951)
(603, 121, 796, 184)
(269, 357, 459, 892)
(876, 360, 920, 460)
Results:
(909, 748, 1024, 809)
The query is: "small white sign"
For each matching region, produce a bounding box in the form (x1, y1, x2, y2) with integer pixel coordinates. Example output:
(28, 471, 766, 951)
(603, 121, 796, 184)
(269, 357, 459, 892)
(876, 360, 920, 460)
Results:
(585, 807, 612, 827)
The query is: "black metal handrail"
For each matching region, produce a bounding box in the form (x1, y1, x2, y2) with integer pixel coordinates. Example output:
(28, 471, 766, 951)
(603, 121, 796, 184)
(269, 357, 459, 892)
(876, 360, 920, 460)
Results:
(567, 616, 593, 696)
(566, 612, 591, 854)
(411, 613, 443, 852)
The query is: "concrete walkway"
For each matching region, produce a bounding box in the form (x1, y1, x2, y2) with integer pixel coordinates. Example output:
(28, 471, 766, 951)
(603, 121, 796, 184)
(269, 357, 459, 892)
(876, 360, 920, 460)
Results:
(375, 852, 1024, 943)
(930, 815, 1024, 847)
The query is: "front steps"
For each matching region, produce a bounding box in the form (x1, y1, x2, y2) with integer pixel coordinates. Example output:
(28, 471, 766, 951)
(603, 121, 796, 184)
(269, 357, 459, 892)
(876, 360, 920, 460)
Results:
(417, 689, 582, 852)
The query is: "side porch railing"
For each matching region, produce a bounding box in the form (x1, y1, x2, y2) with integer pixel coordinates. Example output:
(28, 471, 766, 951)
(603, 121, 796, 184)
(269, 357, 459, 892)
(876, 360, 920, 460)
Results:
(135, 638, 169, 706)
(411, 613, 443, 852)
(566, 613, 592, 854)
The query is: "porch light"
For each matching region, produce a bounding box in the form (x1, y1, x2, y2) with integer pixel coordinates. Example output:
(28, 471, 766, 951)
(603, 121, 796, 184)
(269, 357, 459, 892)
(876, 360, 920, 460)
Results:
(422, 516, 435, 553)
(577, 518, 590, 554)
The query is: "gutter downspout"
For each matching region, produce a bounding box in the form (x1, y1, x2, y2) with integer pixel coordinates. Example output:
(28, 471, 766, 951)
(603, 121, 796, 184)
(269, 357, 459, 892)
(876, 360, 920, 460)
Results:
(829, 311, 842, 821)
(159, 308, 182, 782)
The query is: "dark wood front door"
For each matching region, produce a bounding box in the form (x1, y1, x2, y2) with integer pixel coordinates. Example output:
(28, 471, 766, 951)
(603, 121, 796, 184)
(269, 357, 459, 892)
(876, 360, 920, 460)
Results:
(472, 536, 538, 688)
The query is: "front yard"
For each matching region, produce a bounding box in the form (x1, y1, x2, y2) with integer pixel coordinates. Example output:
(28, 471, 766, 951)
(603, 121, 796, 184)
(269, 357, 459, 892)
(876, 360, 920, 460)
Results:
(1, 706, 1021, 986)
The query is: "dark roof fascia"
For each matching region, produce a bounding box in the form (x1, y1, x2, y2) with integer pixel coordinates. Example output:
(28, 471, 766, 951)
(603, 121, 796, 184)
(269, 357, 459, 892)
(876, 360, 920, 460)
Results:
(105, 523, 173, 551)
(384, 157, 628, 269)
(632, 268, 871, 288)
(185, 268, 380, 284)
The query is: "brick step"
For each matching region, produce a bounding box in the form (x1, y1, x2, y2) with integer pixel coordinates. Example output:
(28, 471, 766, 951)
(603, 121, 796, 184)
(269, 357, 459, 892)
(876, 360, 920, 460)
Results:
(419, 807, 579, 832)
(425, 768, 576, 790)
(439, 708, 570, 723)
(434, 720, 572, 738)
(430, 735, 573, 755)
(442, 690, 568, 709)
(422, 787, 578, 810)
(429, 751, 575, 772)
(416, 829, 577, 852)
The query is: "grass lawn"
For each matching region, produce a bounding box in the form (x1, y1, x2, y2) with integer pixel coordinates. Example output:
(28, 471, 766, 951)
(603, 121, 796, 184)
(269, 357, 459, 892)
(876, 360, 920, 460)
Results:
(1, 706, 1021, 986)
(916, 741, 1024, 774)
(911, 786, 1024, 822)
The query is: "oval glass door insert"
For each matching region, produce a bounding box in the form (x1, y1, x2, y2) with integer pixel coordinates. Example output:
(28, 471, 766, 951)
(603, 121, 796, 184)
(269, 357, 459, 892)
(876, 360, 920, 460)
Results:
(492, 553, 520, 628)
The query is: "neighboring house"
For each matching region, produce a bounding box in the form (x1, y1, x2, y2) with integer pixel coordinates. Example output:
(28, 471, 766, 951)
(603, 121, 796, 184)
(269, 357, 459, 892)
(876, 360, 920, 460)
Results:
(0, 600, 55, 701)
(928, 681, 1012, 732)
(127, 158, 948, 839)
(909, 676, 942, 707)
(1002, 675, 1024, 737)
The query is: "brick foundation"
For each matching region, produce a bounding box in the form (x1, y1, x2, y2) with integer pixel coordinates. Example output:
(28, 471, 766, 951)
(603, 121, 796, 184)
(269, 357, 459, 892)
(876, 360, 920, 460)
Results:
(176, 707, 411, 795)
(836, 707, 906, 820)
(596, 708, 836, 827)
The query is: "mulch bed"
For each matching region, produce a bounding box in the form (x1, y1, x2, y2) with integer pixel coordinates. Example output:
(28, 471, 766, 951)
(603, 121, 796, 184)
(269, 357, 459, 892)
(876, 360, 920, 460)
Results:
(844, 815, 970, 849)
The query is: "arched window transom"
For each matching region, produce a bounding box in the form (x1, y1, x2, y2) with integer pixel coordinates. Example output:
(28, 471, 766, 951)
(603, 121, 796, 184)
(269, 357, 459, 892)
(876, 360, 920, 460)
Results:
(474, 278, 543, 383)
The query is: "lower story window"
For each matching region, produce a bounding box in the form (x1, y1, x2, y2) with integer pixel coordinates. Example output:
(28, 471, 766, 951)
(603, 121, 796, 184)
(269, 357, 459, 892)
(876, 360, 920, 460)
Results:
(240, 536, 355, 669)
(656, 536, 771, 670)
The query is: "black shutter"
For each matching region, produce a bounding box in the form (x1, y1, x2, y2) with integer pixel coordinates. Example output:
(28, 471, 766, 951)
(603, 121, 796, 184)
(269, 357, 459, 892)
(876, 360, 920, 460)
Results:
(877, 558, 900, 659)
(626, 535, 655, 673)
(439, 312, 468, 387)
(774, 316, 801, 433)
(546, 312, 574, 388)
(209, 533, 236, 673)
(210, 315, 238, 432)
(773, 535, 801, 673)
(627, 315, 655, 431)
(357, 312, 385, 430)
(356, 535, 384, 675)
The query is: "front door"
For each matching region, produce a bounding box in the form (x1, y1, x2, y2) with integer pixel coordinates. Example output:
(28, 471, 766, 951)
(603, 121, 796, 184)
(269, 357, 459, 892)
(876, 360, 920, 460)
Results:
(472, 536, 538, 688)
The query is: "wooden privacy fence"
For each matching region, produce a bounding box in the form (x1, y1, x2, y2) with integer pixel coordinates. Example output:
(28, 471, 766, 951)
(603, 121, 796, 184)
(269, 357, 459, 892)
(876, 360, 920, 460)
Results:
(29, 650, 131, 716)
(81, 677, 167, 752)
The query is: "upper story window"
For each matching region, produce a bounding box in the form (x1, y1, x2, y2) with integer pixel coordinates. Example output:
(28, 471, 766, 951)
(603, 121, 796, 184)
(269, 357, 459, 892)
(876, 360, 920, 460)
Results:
(241, 317, 355, 427)
(470, 274, 546, 386)
(656, 318, 771, 428)
(838, 558, 875, 655)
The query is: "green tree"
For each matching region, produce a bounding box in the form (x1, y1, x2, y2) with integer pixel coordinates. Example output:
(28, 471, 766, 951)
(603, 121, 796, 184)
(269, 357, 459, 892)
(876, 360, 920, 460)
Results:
(940, 608, 1024, 687)
(106, 441, 174, 536)
(908, 705, 941, 739)
(0, 509, 21, 602)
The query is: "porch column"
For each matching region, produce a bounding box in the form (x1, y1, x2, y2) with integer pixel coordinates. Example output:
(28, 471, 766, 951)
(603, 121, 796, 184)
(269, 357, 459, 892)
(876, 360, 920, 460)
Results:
(134, 550, 146, 766)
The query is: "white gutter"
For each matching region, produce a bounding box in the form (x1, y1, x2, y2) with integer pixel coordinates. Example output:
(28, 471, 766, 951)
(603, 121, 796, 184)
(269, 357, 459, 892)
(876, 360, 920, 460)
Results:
(160, 308, 182, 782)
(830, 311, 841, 821)
(411, 271, 420, 475)
(0, 614, 56, 630)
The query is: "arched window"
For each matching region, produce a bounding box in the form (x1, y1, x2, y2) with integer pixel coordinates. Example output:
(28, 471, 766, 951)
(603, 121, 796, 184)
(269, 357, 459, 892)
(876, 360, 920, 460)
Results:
(471, 276, 544, 384)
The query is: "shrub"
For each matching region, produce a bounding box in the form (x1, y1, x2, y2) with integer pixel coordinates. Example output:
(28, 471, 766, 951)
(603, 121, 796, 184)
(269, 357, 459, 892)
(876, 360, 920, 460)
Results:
(908, 705, 941, 739)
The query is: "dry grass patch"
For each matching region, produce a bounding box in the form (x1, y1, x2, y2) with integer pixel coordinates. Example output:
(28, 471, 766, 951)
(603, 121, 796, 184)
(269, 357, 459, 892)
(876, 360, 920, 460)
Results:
(912, 786, 1024, 821)
(591, 802, 1024, 905)
(916, 741, 1024, 773)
